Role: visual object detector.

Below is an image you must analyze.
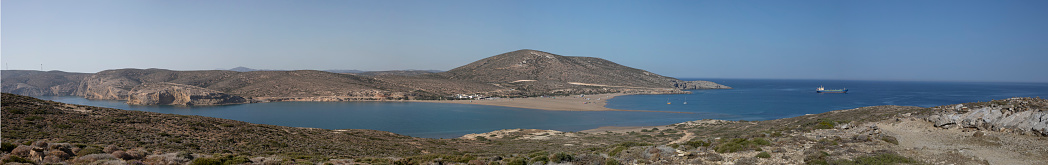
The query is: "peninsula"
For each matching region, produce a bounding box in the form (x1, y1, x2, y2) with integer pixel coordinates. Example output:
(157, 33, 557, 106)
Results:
(1, 49, 730, 109)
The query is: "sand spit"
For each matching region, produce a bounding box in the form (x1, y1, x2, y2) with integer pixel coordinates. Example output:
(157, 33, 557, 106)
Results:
(412, 93, 689, 113)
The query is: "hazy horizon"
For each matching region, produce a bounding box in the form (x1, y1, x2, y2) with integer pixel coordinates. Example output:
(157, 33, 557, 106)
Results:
(3, 0, 1047, 83)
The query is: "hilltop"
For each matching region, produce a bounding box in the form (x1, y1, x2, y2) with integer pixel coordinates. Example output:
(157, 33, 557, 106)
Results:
(436, 49, 730, 93)
(4, 93, 1045, 164)
(1, 49, 728, 105)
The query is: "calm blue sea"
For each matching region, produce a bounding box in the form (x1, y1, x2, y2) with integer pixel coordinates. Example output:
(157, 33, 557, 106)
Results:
(37, 79, 1048, 138)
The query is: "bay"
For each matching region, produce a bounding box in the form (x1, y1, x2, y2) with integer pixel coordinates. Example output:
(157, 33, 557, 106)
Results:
(38, 79, 1048, 139)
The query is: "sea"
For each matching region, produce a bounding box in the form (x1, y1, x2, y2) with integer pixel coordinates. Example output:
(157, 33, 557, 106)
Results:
(37, 79, 1048, 139)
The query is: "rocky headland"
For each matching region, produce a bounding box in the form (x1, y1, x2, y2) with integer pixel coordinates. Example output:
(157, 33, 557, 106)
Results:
(2, 49, 730, 106)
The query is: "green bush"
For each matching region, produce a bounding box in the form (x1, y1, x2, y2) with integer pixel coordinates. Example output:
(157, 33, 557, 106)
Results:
(0, 142, 16, 152)
(397, 154, 476, 164)
(530, 155, 549, 164)
(2, 155, 34, 164)
(756, 152, 771, 158)
(505, 158, 527, 165)
(880, 136, 899, 145)
(605, 158, 620, 165)
(190, 157, 222, 165)
(550, 152, 572, 163)
(714, 138, 771, 153)
(684, 140, 711, 149)
(77, 146, 104, 156)
(829, 153, 920, 165)
(608, 146, 627, 157)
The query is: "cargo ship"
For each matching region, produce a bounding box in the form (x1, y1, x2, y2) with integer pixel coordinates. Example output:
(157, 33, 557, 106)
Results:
(816, 86, 848, 93)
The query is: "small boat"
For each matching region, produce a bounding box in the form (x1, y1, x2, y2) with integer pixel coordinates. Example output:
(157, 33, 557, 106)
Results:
(667, 98, 671, 104)
(683, 96, 688, 104)
(816, 86, 848, 93)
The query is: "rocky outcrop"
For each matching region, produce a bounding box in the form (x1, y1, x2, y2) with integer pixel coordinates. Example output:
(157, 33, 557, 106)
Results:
(125, 83, 247, 105)
(925, 97, 1048, 136)
(670, 80, 732, 90)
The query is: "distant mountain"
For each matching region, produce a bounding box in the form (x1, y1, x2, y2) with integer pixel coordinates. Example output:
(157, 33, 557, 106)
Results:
(356, 70, 442, 76)
(226, 66, 439, 75)
(321, 69, 367, 74)
(436, 49, 729, 91)
(228, 66, 259, 72)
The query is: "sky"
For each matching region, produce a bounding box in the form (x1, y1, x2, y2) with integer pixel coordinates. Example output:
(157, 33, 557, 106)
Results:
(3, 0, 1047, 82)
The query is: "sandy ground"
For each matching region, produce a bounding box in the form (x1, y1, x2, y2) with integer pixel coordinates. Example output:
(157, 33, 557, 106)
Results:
(879, 119, 1048, 165)
(412, 93, 688, 113)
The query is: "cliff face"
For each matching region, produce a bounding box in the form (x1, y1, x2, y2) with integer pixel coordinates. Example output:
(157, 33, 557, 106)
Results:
(926, 97, 1048, 136)
(126, 82, 247, 105)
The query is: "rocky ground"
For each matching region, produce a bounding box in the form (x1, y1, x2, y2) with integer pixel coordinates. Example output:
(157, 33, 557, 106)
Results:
(4, 92, 1045, 165)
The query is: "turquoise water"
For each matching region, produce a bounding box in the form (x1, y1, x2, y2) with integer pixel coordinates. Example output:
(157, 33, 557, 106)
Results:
(38, 79, 1048, 138)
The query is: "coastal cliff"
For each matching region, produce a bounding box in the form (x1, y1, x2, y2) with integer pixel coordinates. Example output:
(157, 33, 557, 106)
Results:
(125, 83, 247, 105)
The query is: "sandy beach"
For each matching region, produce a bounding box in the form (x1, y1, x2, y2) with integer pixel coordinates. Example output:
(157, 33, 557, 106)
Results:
(412, 93, 688, 113)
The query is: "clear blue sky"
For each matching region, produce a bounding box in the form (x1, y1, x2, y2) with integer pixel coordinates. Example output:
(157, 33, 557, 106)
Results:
(3, 0, 1047, 82)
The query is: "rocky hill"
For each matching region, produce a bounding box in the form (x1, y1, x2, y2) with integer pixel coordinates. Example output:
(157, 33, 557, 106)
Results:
(435, 49, 730, 93)
(2, 49, 728, 105)
(0, 70, 89, 96)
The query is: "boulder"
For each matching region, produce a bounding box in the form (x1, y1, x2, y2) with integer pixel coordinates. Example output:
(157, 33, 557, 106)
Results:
(925, 98, 1048, 136)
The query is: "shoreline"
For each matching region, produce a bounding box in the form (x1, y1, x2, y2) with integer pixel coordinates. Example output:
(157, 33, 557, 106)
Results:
(409, 93, 691, 114)
(38, 93, 691, 113)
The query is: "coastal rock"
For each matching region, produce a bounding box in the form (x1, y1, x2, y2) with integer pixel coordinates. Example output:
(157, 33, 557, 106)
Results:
(924, 98, 1048, 136)
(670, 80, 733, 90)
(126, 82, 247, 106)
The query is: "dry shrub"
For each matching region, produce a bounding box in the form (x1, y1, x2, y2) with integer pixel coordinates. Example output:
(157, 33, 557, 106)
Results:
(74, 153, 118, 164)
(112, 151, 133, 160)
(31, 141, 48, 148)
(48, 150, 71, 160)
(143, 152, 192, 165)
(103, 145, 120, 154)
